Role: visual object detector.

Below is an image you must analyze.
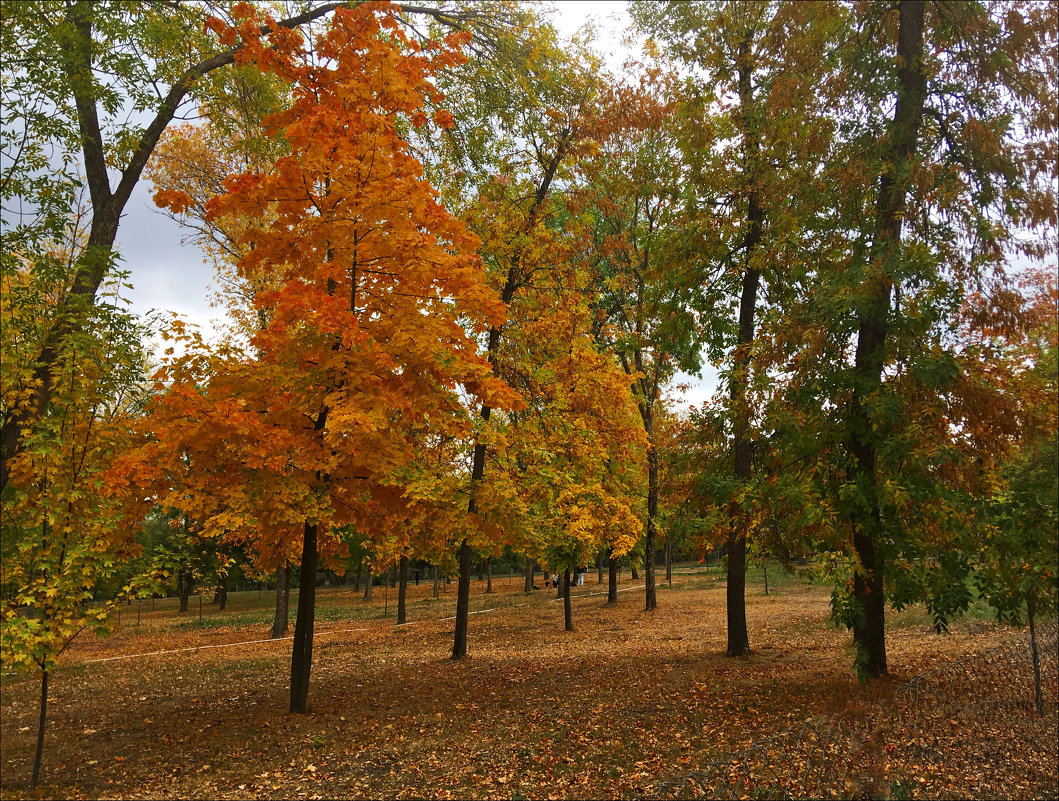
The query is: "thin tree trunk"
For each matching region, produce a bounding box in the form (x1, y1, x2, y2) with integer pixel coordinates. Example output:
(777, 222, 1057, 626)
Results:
(763, 560, 769, 596)
(608, 548, 618, 604)
(485, 557, 492, 594)
(665, 538, 672, 585)
(644, 409, 658, 612)
(477, 558, 485, 582)
(1029, 596, 1043, 716)
(352, 565, 361, 592)
(597, 552, 604, 584)
(271, 563, 290, 639)
(433, 568, 440, 599)
(363, 574, 373, 601)
(397, 555, 408, 625)
(631, 562, 638, 581)
(847, 0, 926, 679)
(451, 538, 472, 659)
(524, 558, 534, 592)
(31, 667, 47, 786)
(563, 569, 573, 631)
(290, 521, 318, 713)
(217, 581, 227, 611)
(178, 570, 191, 613)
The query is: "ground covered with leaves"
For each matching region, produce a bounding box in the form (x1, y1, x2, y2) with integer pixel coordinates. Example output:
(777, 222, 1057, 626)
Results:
(2, 567, 1056, 799)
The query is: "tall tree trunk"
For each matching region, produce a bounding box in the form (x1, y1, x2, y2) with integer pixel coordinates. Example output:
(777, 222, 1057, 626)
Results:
(433, 568, 440, 599)
(644, 409, 658, 612)
(363, 574, 373, 601)
(726, 29, 764, 660)
(846, 0, 926, 679)
(31, 667, 47, 786)
(524, 558, 534, 592)
(477, 558, 485, 582)
(397, 555, 408, 625)
(451, 538, 473, 659)
(597, 552, 604, 584)
(485, 557, 493, 594)
(631, 562, 638, 581)
(271, 563, 291, 638)
(216, 581, 227, 611)
(563, 569, 573, 631)
(608, 549, 618, 604)
(289, 521, 318, 713)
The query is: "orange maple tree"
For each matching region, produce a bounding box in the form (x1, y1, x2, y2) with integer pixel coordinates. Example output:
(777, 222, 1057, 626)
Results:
(117, 1, 517, 713)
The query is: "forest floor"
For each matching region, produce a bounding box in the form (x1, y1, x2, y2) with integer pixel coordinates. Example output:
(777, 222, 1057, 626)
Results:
(1, 565, 1056, 799)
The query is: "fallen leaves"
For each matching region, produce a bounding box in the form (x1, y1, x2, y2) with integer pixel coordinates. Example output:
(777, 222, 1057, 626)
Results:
(0, 574, 1053, 800)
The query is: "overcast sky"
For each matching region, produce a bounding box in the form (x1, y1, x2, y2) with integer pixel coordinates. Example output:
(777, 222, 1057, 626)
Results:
(115, 1, 718, 409)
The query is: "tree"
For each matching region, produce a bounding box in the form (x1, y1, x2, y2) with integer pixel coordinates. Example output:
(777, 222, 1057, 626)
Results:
(580, 74, 709, 613)
(0, 219, 149, 785)
(121, 3, 516, 713)
(0, 0, 536, 492)
(633, 0, 845, 652)
(761, 0, 1056, 677)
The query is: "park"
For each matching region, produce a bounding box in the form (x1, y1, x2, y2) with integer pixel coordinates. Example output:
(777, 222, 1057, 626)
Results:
(1, 1, 1057, 798)
(2, 565, 1056, 798)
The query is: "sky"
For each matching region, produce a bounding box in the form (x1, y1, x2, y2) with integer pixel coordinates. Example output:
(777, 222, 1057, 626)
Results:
(114, 1, 718, 409)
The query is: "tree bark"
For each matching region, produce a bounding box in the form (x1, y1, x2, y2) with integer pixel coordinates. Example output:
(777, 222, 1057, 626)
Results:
(846, 0, 926, 679)
(485, 557, 493, 594)
(451, 538, 472, 659)
(177, 570, 192, 613)
(215, 581, 227, 611)
(271, 563, 291, 638)
(563, 569, 573, 631)
(726, 28, 764, 660)
(1029, 595, 1043, 716)
(397, 555, 408, 625)
(608, 549, 618, 604)
(644, 409, 658, 612)
(363, 574, 373, 601)
(665, 538, 672, 585)
(597, 552, 604, 584)
(524, 557, 535, 592)
(31, 667, 47, 786)
(289, 521, 318, 713)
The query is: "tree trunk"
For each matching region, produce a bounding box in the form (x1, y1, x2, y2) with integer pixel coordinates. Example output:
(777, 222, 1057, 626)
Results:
(846, 0, 926, 679)
(485, 557, 493, 594)
(763, 560, 769, 596)
(1029, 596, 1043, 716)
(397, 555, 408, 625)
(216, 581, 227, 611)
(608, 549, 618, 604)
(524, 558, 534, 592)
(352, 565, 361, 591)
(271, 563, 291, 639)
(644, 409, 658, 612)
(31, 667, 47, 786)
(631, 562, 638, 581)
(178, 570, 191, 613)
(597, 552, 604, 584)
(433, 568, 440, 599)
(665, 538, 673, 585)
(725, 30, 764, 660)
(363, 574, 373, 601)
(290, 521, 318, 714)
(563, 569, 573, 631)
(477, 558, 485, 582)
(452, 538, 472, 659)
